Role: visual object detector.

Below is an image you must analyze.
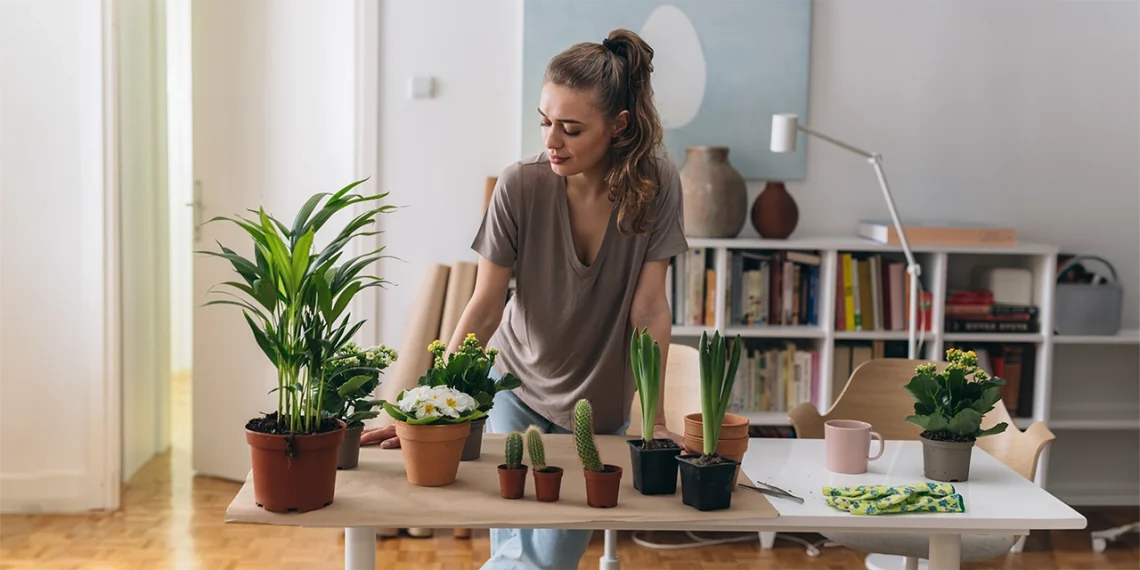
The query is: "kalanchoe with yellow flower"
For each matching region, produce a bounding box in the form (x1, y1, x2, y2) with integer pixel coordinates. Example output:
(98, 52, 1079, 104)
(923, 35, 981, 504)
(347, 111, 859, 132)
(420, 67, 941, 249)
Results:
(904, 348, 1009, 442)
(416, 333, 522, 412)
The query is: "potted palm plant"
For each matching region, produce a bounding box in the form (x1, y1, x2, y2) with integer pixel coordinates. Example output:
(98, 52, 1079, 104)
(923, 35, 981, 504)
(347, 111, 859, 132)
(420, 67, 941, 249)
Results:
(526, 426, 563, 502)
(198, 179, 393, 513)
(677, 331, 744, 511)
(574, 399, 622, 508)
(381, 385, 487, 486)
(904, 348, 1009, 482)
(417, 334, 521, 460)
(627, 328, 681, 495)
(320, 341, 398, 469)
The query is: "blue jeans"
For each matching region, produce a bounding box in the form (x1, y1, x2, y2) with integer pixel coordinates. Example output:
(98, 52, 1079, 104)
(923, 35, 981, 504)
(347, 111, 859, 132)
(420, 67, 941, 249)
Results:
(481, 390, 629, 570)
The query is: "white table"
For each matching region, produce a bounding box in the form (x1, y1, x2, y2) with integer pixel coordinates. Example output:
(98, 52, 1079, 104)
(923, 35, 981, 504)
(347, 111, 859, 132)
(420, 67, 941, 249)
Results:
(739, 438, 1087, 569)
(227, 437, 1086, 570)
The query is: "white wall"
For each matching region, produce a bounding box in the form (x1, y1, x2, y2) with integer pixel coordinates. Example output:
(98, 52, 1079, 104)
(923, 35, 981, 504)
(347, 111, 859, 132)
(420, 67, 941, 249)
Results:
(375, 0, 1139, 350)
(0, 0, 115, 512)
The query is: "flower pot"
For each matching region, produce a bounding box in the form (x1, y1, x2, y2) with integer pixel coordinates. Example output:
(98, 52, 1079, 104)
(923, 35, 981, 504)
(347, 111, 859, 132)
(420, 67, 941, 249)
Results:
(533, 467, 564, 502)
(245, 417, 345, 513)
(683, 431, 750, 490)
(750, 181, 799, 239)
(628, 438, 682, 495)
(460, 416, 487, 461)
(921, 434, 975, 482)
(677, 453, 741, 511)
(337, 423, 364, 470)
(498, 464, 528, 499)
(395, 420, 471, 487)
(684, 412, 749, 440)
(678, 146, 748, 238)
(583, 465, 623, 508)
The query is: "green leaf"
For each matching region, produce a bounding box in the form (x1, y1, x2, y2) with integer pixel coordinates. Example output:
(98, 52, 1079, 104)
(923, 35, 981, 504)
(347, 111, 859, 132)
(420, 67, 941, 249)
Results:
(905, 413, 950, 433)
(292, 227, 315, 292)
(970, 386, 1003, 414)
(495, 372, 522, 392)
(904, 374, 940, 407)
(381, 401, 408, 422)
(977, 422, 1009, 437)
(336, 375, 373, 398)
(946, 408, 983, 436)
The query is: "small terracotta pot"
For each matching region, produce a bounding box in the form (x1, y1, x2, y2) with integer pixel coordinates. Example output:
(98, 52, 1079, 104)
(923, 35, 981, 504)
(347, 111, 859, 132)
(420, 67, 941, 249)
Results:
(533, 467, 564, 502)
(498, 464, 528, 499)
(245, 419, 345, 513)
(583, 464, 623, 508)
(684, 412, 749, 440)
(683, 433, 749, 489)
(395, 420, 471, 487)
(337, 423, 364, 470)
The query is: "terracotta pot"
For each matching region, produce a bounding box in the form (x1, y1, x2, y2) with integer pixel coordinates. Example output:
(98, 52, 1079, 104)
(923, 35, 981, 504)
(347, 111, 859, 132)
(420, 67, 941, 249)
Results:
(679, 146, 748, 238)
(533, 467, 564, 502)
(583, 465, 623, 508)
(460, 417, 487, 461)
(245, 419, 345, 513)
(683, 433, 749, 489)
(395, 420, 471, 487)
(498, 464, 528, 499)
(337, 423, 364, 470)
(750, 181, 798, 239)
(684, 412, 749, 440)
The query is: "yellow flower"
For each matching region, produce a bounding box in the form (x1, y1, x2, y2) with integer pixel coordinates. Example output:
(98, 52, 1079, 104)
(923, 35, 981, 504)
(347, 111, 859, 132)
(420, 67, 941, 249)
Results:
(915, 363, 937, 376)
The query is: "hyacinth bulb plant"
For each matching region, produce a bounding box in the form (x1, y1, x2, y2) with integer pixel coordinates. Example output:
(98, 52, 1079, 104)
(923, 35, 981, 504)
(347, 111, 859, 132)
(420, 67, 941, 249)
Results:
(628, 327, 681, 495)
(574, 399, 622, 508)
(198, 178, 395, 513)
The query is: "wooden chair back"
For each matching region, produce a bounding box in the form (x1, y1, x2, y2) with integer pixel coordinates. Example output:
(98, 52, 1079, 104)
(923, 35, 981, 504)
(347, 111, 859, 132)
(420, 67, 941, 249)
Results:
(976, 397, 1055, 481)
(628, 344, 701, 437)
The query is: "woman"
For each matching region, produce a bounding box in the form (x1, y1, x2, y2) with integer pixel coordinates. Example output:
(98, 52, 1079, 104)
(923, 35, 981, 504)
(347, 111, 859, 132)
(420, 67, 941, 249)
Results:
(362, 28, 688, 570)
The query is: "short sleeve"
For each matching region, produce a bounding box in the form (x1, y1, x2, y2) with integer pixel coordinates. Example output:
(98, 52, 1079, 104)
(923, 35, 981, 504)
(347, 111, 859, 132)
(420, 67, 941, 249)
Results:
(471, 163, 521, 267)
(645, 156, 689, 262)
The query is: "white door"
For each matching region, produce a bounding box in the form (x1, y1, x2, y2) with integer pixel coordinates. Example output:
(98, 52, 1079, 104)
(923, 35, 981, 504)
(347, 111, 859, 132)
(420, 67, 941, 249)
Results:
(190, 0, 357, 482)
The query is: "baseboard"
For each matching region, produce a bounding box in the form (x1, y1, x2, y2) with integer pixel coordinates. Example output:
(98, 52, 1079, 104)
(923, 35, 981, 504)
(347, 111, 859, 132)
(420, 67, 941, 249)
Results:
(0, 471, 104, 514)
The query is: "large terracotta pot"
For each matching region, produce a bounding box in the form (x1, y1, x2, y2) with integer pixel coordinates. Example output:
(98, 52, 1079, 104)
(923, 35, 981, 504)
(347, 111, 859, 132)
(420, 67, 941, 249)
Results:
(245, 419, 345, 513)
(750, 181, 799, 239)
(684, 412, 749, 440)
(395, 420, 471, 487)
(679, 146, 748, 238)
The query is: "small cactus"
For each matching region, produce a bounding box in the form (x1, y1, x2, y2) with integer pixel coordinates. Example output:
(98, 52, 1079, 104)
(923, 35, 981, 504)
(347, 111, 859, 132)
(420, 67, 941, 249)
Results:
(574, 399, 604, 472)
(525, 425, 546, 471)
(505, 430, 523, 469)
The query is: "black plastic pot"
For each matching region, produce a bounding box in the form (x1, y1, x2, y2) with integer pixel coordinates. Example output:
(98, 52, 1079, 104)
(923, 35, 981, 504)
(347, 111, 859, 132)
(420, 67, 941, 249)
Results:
(676, 453, 740, 511)
(628, 438, 682, 495)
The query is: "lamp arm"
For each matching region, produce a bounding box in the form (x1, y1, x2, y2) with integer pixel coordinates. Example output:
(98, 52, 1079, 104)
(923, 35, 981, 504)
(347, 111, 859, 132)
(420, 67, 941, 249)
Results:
(796, 124, 875, 159)
(869, 156, 922, 360)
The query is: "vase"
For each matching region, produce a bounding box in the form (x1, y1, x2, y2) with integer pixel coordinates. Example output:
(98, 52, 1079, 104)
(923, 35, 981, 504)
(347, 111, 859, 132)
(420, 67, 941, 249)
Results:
(678, 146, 748, 238)
(245, 418, 345, 513)
(395, 420, 471, 487)
(750, 181, 799, 239)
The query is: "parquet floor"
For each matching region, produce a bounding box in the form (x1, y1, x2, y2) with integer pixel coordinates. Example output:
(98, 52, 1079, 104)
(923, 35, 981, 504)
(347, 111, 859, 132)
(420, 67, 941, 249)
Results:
(1, 373, 1137, 570)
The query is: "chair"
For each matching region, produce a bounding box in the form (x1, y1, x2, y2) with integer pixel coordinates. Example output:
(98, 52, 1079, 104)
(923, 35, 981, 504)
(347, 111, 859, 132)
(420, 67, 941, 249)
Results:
(789, 358, 1056, 570)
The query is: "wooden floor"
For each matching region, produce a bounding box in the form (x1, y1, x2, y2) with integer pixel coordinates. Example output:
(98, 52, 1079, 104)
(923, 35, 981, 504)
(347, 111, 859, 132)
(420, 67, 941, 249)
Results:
(2, 374, 1137, 570)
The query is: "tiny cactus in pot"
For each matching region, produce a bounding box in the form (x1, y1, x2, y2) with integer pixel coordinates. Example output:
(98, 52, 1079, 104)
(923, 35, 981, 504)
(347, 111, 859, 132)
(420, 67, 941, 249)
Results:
(574, 399, 622, 508)
(526, 425, 563, 502)
(497, 430, 527, 499)
(628, 327, 681, 495)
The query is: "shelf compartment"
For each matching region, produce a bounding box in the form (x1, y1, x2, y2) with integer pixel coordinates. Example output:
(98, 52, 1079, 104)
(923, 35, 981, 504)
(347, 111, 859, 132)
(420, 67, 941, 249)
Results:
(1053, 329, 1140, 345)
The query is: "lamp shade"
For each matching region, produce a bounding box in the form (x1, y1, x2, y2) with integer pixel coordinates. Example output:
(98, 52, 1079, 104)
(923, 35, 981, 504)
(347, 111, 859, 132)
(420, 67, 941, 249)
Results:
(770, 113, 799, 153)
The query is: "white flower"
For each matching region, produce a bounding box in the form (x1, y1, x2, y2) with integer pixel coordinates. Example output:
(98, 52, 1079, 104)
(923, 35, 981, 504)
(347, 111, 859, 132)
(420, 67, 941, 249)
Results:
(398, 385, 478, 421)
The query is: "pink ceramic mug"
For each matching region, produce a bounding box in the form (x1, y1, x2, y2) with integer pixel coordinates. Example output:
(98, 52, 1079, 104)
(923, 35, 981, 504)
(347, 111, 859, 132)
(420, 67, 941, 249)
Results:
(825, 419, 885, 474)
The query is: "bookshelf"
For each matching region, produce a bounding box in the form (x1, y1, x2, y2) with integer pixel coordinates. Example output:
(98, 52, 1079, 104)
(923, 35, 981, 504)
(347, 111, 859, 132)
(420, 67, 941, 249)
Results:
(668, 235, 1139, 505)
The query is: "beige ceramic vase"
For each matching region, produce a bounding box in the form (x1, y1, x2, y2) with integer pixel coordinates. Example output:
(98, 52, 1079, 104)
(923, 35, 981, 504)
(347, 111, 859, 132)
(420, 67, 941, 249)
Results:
(678, 146, 748, 238)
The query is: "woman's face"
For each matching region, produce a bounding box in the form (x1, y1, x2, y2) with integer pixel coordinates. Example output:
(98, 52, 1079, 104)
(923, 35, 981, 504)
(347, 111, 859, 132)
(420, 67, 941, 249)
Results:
(538, 82, 627, 179)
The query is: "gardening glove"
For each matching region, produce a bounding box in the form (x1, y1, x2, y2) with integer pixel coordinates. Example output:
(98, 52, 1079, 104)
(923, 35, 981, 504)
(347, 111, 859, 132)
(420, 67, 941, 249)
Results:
(822, 482, 965, 515)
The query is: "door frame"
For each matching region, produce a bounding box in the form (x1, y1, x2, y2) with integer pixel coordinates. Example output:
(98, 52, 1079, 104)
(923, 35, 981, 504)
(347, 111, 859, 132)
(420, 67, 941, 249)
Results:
(354, 0, 382, 348)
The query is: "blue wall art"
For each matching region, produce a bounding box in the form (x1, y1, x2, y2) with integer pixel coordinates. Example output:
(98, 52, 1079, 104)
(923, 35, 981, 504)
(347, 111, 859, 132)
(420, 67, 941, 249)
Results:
(521, 0, 813, 180)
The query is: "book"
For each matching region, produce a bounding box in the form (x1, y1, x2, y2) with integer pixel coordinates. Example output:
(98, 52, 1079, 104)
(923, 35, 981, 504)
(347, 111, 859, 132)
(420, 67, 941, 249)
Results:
(858, 220, 1018, 247)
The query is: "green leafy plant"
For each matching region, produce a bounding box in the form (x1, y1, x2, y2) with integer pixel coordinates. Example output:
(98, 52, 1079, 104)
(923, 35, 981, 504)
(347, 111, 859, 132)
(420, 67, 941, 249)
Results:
(573, 399, 604, 472)
(904, 348, 1009, 442)
(630, 327, 667, 447)
(697, 331, 743, 461)
(504, 431, 524, 469)
(416, 333, 522, 412)
(380, 385, 488, 425)
(198, 180, 394, 435)
(319, 342, 398, 427)
(525, 425, 548, 472)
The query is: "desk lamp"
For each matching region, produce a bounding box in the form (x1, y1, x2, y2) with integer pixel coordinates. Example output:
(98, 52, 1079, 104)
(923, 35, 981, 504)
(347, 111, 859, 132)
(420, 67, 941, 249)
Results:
(770, 113, 921, 359)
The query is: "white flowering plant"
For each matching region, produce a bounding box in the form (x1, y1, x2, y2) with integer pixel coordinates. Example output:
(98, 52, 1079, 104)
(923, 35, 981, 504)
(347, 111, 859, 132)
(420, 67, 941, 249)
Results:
(319, 342, 398, 427)
(381, 385, 488, 425)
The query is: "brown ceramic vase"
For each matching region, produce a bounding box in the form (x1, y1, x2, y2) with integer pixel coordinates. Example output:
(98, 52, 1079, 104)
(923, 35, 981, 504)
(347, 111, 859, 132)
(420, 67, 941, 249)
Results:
(751, 181, 799, 239)
(679, 146, 748, 238)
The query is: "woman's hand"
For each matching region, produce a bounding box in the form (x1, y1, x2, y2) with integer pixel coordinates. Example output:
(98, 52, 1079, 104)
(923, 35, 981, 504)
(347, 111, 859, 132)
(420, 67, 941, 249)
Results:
(360, 424, 400, 449)
(653, 424, 684, 447)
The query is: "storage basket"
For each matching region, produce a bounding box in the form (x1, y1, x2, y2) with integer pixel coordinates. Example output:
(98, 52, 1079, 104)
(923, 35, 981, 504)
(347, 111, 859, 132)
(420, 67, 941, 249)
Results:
(1053, 255, 1123, 336)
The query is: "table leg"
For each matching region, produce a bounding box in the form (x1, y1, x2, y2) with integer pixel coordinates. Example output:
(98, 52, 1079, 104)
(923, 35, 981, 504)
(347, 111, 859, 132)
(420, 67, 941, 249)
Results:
(345, 527, 376, 570)
(599, 529, 620, 570)
(927, 534, 960, 570)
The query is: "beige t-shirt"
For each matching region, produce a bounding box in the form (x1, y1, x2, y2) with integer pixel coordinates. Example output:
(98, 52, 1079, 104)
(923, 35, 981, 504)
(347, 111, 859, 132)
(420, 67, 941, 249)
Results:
(471, 150, 689, 433)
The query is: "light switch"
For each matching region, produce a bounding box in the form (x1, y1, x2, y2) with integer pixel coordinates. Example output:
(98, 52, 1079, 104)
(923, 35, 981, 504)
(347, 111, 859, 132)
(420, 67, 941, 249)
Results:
(409, 76, 435, 99)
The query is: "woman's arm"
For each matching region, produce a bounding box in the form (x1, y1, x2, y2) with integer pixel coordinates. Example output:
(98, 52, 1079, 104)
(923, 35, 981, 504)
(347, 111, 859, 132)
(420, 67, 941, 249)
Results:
(446, 256, 513, 353)
(629, 257, 679, 442)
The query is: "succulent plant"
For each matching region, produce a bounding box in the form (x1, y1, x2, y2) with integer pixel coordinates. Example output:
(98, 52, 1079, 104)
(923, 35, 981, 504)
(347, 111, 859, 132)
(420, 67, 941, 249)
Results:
(505, 430, 523, 469)
(525, 425, 547, 472)
(574, 399, 604, 472)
